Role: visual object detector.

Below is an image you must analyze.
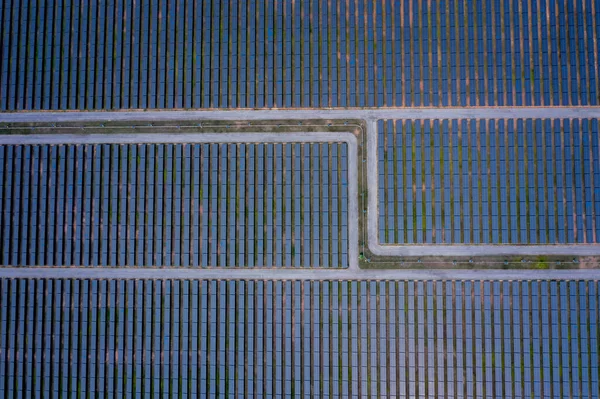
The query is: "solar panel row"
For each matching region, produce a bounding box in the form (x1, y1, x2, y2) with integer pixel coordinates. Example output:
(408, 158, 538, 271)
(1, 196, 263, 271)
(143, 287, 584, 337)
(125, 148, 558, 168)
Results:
(0, 278, 598, 397)
(378, 118, 600, 245)
(0, 142, 349, 268)
(0, 0, 598, 110)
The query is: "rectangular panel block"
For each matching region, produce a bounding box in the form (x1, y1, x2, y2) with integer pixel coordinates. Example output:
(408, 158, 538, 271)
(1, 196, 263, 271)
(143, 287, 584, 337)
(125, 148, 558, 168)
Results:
(0, 139, 350, 268)
(0, 0, 597, 110)
(377, 118, 600, 245)
(0, 278, 597, 397)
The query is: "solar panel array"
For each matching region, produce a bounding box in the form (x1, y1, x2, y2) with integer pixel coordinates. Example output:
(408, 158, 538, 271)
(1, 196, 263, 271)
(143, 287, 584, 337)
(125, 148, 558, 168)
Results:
(378, 118, 600, 245)
(1, 0, 598, 110)
(0, 142, 349, 268)
(0, 278, 598, 397)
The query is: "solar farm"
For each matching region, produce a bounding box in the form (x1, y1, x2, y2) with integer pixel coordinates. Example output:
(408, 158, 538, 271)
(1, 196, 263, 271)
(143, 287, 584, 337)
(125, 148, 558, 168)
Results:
(1, 0, 600, 397)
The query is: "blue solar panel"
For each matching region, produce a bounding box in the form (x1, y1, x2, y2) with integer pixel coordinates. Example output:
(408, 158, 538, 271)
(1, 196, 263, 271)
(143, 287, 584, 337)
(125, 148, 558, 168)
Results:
(1, 0, 598, 110)
(378, 118, 600, 245)
(0, 278, 598, 397)
(0, 142, 349, 268)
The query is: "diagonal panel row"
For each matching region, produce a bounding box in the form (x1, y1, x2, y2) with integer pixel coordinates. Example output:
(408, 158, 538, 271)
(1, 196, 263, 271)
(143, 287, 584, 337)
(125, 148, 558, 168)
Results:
(0, 278, 598, 397)
(0, 0, 598, 110)
(0, 142, 349, 268)
(378, 118, 600, 245)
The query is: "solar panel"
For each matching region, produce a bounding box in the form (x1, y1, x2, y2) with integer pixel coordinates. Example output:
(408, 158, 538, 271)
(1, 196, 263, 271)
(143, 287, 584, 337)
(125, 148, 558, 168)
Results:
(0, 278, 598, 397)
(1, 0, 598, 110)
(0, 141, 349, 268)
(378, 118, 600, 245)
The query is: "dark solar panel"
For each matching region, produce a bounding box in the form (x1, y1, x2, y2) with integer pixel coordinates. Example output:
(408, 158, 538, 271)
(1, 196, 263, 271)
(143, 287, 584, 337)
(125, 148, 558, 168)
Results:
(378, 118, 600, 245)
(0, 0, 598, 110)
(1, 0, 599, 395)
(0, 142, 349, 268)
(0, 278, 598, 397)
